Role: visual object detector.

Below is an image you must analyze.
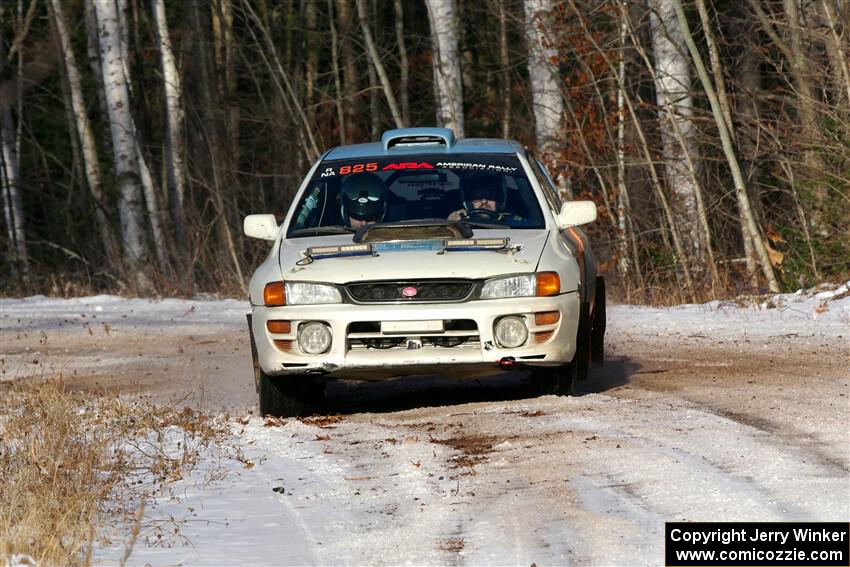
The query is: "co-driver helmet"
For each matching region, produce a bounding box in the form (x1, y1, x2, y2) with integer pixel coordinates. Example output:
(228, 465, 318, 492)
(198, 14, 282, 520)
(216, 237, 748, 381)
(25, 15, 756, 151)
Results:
(340, 173, 388, 224)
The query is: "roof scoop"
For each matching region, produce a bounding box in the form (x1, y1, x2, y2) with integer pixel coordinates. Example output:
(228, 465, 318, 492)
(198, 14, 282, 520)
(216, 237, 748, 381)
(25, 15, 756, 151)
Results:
(382, 127, 456, 151)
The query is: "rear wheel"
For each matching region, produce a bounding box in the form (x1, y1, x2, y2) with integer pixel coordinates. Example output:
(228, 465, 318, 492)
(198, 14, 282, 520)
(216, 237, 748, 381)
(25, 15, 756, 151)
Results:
(591, 276, 606, 365)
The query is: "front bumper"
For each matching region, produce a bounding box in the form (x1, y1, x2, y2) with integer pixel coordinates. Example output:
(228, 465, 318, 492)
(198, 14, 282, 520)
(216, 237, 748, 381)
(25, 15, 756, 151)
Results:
(251, 292, 580, 380)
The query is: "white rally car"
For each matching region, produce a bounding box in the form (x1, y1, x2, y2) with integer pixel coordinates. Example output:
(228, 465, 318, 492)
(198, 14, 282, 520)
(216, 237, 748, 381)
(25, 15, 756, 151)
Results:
(244, 128, 605, 416)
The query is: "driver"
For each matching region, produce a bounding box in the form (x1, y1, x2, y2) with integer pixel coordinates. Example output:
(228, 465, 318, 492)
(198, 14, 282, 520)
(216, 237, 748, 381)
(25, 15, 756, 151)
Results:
(340, 172, 388, 229)
(448, 174, 507, 221)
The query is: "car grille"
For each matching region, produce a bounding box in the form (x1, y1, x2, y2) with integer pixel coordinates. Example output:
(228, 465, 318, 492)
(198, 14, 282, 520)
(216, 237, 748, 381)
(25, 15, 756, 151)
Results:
(345, 280, 475, 303)
(347, 320, 480, 351)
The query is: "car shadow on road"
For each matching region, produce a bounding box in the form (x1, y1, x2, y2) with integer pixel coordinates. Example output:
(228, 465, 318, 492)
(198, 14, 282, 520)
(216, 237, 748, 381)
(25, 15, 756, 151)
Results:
(574, 355, 642, 396)
(320, 355, 641, 415)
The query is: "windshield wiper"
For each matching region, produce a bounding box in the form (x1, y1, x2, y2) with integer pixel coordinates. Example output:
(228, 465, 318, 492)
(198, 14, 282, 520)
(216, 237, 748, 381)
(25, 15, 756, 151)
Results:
(460, 221, 505, 229)
(290, 226, 356, 236)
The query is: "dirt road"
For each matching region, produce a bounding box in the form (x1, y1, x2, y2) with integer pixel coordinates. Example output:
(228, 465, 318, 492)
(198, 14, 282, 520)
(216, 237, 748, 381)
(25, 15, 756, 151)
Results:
(2, 295, 848, 564)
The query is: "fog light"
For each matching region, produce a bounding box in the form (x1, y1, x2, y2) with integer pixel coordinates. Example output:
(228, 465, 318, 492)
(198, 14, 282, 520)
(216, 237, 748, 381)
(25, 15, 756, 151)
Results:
(298, 322, 331, 354)
(494, 316, 528, 348)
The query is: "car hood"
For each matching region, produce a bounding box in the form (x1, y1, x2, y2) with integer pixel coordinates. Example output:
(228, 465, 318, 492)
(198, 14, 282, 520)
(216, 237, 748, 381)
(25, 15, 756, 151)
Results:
(278, 230, 549, 283)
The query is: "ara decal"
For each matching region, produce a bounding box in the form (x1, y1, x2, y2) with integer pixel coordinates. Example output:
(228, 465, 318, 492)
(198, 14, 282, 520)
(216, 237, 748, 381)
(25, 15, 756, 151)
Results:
(382, 162, 434, 171)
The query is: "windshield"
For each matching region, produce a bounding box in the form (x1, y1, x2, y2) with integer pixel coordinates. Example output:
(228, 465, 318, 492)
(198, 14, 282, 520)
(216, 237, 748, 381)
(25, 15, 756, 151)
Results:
(287, 154, 545, 237)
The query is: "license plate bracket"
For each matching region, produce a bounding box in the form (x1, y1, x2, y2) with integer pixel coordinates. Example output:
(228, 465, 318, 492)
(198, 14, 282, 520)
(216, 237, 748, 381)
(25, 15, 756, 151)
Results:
(381, 320, 444, 334)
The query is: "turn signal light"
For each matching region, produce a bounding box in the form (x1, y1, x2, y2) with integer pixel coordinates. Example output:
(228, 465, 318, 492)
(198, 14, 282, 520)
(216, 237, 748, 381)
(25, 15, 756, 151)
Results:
(535, 272, 560, 296)
(534, 311, 560, 325)
(534, 330, 555, 343)
(263, 281, 286, 306)
(266, 320, 291, 334)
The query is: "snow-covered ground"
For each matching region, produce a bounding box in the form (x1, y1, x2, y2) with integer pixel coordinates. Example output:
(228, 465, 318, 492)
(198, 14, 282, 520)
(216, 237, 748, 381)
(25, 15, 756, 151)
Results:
(1, 283, 848, 565)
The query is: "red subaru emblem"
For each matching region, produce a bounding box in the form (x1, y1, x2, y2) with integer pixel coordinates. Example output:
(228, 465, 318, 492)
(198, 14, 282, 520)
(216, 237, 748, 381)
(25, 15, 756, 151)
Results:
(402, 286, 418, 298)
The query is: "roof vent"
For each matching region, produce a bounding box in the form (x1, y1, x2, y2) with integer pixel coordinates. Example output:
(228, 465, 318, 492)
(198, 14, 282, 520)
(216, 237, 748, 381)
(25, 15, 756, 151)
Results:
(382, 127, 456, 151)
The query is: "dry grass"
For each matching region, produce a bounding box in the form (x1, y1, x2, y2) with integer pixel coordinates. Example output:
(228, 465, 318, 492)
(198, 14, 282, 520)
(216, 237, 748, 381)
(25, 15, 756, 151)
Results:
(0, 378, 229, 566)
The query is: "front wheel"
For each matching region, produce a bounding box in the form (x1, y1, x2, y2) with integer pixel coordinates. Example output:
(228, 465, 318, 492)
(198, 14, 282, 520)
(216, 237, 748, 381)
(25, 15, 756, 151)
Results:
(258, 370, 323, 418)
(529, 358, 578, 397)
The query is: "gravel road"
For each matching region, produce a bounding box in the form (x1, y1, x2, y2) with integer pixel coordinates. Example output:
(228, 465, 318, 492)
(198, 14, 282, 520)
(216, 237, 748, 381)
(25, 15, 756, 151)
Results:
(2, 294, 847, 564)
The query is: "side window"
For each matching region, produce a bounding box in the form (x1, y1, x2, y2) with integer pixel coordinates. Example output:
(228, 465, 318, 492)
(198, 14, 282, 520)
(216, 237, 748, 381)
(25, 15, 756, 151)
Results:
(530, 158, 562, 213)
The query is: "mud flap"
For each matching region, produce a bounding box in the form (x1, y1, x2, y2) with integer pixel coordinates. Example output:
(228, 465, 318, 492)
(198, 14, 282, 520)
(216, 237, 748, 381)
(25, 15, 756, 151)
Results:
(575, 302, 591, 382)
(591, 276, 606, 366)
(247, 313, 261, 393)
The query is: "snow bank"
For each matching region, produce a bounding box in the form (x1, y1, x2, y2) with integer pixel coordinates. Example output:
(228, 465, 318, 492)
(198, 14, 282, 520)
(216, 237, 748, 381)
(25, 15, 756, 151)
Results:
(0, 294, 250, 331)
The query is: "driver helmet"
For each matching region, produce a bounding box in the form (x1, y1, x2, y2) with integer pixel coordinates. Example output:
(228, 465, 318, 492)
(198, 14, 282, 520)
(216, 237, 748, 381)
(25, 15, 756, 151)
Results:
(340, 173, 388, 224)
(461, 174, 506, 211)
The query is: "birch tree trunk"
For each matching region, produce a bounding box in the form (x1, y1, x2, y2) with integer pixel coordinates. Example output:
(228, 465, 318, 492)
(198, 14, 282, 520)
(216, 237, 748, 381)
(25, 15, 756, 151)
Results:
(0, 4, 28, 282)
(425, 0, 465, 137)
(648, 0, 706, 263)
(114, 0, 168, 273)
(672, 0, 780, 293)
(151, 0, 189, 259)
(1, 108, 26, 277)
(524, 0, 563, 158)
(92, 0, 152, 291)
(50, 0, 118, 265)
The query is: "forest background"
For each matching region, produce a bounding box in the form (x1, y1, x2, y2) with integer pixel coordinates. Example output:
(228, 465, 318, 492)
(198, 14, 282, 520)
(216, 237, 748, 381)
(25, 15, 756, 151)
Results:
(1, 0, 848, 303)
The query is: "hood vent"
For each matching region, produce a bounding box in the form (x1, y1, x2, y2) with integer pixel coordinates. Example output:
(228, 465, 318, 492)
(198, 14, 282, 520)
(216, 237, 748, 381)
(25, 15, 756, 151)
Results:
(382, 127, 456, 151)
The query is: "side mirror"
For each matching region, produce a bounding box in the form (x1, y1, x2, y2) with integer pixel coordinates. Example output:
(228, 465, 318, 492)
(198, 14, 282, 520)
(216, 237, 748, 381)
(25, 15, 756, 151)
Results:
(556, 201, 597, 229)
(243, 214, 279, 240)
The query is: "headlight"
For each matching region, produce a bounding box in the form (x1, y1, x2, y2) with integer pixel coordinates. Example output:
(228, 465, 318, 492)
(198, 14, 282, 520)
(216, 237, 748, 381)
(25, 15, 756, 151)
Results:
(285, 282, 342, 304)
(480, 274, 535, 299)
(479, 272, 561, 299)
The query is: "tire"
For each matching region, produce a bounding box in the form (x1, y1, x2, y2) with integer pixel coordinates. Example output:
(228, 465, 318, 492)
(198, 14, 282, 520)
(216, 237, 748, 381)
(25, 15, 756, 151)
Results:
(529, 358, 578, 397)
(248, 315, 324, 417)
(591, 276, 606, 366)
(258, 370, 319, 418)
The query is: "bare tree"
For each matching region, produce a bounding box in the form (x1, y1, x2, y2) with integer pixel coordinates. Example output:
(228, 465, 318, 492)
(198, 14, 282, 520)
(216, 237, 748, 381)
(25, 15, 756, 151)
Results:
(151, 0, 189, 259)
(49, 0, 118, 265)
(335, 0, 360, 141)
(92, 0, 152, 291)
(647, 0, 708, 265)
(355, 0, 404, 129)
(498, 0, 512, 139)
(673, 0, 780, 292)
(0, 3, 28, 283)
(524, 0, 563, 158)
(425, 0, 465, 136)
(328, 0, 346, 144)
(393, 0, 410, 126)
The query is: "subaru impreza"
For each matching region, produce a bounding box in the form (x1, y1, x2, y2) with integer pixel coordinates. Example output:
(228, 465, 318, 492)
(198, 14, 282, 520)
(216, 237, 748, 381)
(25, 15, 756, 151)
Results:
(244, 128, 605, 416)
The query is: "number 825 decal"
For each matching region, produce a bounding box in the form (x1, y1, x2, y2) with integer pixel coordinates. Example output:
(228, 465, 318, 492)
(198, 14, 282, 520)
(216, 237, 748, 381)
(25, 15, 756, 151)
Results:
(339, 163, 378, 175)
